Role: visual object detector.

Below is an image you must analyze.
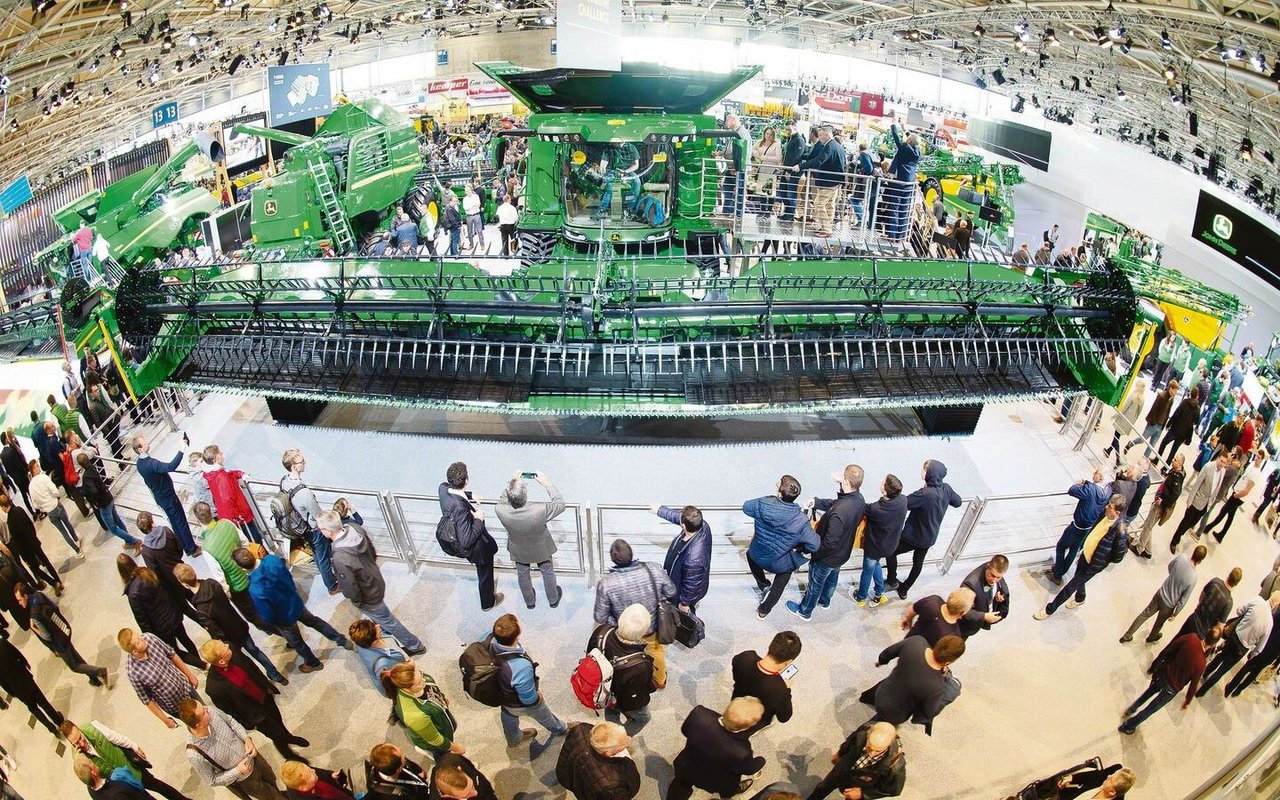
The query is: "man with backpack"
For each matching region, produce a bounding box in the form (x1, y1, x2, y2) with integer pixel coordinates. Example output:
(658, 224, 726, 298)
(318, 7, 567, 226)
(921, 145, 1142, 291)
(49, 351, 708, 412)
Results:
(460, 613, 566, 748)
(574, 604, 655, 733)
(318, 510, 425, 655)
(594, 539, 677, 688)
(438, 462, 501, 611)
(279, 449, 338, 595)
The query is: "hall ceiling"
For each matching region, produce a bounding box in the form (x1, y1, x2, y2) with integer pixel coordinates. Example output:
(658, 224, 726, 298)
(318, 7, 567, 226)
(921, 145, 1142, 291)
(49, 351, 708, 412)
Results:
(0, 0, 1276, 218)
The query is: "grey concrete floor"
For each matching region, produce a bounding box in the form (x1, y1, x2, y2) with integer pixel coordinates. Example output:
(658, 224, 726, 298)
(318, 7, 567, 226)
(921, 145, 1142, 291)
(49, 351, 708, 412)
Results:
(2, 391, 1276, 800)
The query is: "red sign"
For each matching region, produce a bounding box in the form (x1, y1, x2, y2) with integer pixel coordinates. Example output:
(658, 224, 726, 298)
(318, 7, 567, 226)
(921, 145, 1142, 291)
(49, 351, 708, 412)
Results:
(860, 93, 885, 117)
(813, 90, 856, 113)
(427, 77, 469, 94)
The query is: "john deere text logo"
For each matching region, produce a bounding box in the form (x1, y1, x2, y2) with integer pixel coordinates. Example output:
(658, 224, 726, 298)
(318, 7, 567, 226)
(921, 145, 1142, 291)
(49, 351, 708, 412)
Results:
(1212, 213, 1233, 240)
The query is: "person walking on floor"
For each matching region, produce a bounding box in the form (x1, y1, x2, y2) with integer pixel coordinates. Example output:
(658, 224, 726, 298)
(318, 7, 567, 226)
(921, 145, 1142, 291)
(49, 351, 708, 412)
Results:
(200, 640, 309, 762)
(0, 635, 63, 736)
(15, 582, 108, 687)
(27, 459, 83, 558)
(280, 449, 337, 595)
(1196, 592, 1280, 696)
(318, 510, 425, 655)
(731, 631, 800, 733)
(62, 719, 191, 800)
(555, 721, 641, 800)
(665, 697, 766, 800)
(1176, 567, 1241, 641)
(1120, 545, 1205, 644)
(805, 720, 906, 800)
(1224, 595, 1280, 697)
(1170, 452, 1232, 552)
(175, 564, 284, 685)
(1, 433, 32, 513)
(744, 475, 819, 618)
(234, 547, 352, 674)
(138, 513, 192, 619)
(0, 493, 62, 593)
(654, 502, 712, 615)
(1157, 387, 1200, 464)
(133, 436, 199, 556)
(179, 699, 286, 800)
(900, 588, 974, 646)
(382, 662, 463, 760)
(1204, 448, 1262, 542)
(487, 613, 568, 747)
(888, 460, 962, 601)
(429, 751, 498, 800)
(118, 629, 201, 729)
(860, 635, 966, 735)
(1047, 469, 1112, 586)
(77, 450, 140, 553)
(586, 604, 656, 734)
(495, 471, 566, 610)
(1131, 453, 1185, 559)
(1119, 625, 1220, 734)
(1126, 380, 1179, 457)
(787, 465, 865, 620)
(117, 555, 204, 669)
(958, 555, 1010, 638)
(438, 461, 502, 611)
(1103, 379, 1147, 465)
(1035, 495, 1130, 619)
(593, 539, 677, 689)
(855, 475, 910, 607)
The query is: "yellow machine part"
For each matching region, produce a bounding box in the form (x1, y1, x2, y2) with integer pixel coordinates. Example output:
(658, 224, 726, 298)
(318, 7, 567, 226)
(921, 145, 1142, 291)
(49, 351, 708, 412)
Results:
(1160, 301, 1226, 351)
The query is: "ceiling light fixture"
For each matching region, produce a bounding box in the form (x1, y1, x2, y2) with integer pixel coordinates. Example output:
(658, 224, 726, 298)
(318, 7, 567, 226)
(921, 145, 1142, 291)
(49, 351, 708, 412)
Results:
(1252, 52, 1267, 72)
(1160, 30, 1172, 49)
(972, 22, 984, 37)
(1120, 37, 1132, 54)
(1043, 27, 1057, 46)
(1240, 136, 1254, 160)
(1115, 84, 1126, 100)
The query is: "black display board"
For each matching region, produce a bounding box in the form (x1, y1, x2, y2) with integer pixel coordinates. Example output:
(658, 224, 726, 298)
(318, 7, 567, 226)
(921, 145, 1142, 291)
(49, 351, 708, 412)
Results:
(967, 118, 1052, 171)
(1191, 190, 1280, 291)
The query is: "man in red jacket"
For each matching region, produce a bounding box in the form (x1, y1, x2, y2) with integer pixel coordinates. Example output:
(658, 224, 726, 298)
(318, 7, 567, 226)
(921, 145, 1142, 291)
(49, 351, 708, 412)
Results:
(1119, 624, 1221, 734)
(199, 445, 263, 544)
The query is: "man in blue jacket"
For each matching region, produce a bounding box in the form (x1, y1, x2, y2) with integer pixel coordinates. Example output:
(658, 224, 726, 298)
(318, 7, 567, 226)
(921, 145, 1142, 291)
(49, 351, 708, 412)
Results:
(887, 460, 963, 601)
(886, 123, 921, 239)
(655, 504, 713, 614)
(132, 435, 198, 555)
(855, 475, 909, 607)
(1047, 469, 1113, 585)
(744, 475, 819, 619)
(232, 548, 350, 675)
(788, 465, 866, 620)
(791, 126, 846, 237)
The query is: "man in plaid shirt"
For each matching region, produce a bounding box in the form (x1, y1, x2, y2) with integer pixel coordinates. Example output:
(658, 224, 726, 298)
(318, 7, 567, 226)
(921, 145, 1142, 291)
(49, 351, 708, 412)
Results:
(119, 629, 201, 728)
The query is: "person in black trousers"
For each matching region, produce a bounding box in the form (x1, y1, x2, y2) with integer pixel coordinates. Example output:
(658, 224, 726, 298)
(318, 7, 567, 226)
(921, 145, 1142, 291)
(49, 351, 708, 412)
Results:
(437, 462, 502, 611)
(806, 721, 906, 800)
(116, 555, 203, 669)
(666, 698, 766, 800)
(15, 583, 108, 686)
(1225, 601, 1280, 697)
(0, 637, 63, 736)
(199, 639, 309, 761)
(0, 493, 62, 594)
(0, 433, 31, 513)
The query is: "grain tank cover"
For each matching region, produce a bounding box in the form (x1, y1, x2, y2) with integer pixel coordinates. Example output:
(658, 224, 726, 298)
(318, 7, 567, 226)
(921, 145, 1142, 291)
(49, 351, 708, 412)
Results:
(475, 61, 762, 114)
(314, 98, 405, 135)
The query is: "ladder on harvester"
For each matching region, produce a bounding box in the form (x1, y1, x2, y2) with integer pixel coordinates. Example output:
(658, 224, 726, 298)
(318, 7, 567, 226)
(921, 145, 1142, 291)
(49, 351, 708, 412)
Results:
(306, 157, 356, 254)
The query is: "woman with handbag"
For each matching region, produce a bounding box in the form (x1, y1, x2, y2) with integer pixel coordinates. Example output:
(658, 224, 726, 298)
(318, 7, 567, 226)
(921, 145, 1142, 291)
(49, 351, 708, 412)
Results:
(117, 555, 204, 669)
(751, 127, 783, 203)
(381, 662, 465, 759)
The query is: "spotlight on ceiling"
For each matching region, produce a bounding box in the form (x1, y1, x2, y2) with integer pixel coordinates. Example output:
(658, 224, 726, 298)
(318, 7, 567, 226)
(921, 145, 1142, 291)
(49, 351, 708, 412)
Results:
(1120, 37, 1133, 54)
(1251, 52, 1266, 72)
(1014, 20, 1029, 41)
(1240, 136, 1254, 160)
(1115, 84, 1126, 100)
(1160, 30, 1172, 49)
(1163, 64, 1176, 81)
(1169, 89, 1181, 104)
(110, 40, 125, 58)
(972, 22, 984, 37)
(1043, 27, 1057, 46)
(1010, 94, 1025, 113)
(1218, 39, 1230, 60)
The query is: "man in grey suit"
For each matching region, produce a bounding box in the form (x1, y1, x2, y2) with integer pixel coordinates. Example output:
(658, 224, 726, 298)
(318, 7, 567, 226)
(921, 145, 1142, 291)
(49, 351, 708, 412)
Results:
(1170, 453, 1235, 552)
(496, 471, 566, 609)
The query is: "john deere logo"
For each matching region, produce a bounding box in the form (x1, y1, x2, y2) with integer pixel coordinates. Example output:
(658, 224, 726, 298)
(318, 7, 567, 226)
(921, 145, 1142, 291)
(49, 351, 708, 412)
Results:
(1212, 213, 1233, 240)
(264, 200, 278, 216)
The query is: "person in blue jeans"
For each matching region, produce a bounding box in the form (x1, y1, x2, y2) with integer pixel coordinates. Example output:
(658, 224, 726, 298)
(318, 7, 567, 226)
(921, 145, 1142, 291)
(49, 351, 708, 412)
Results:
(490, 613, 567, 747)
(235, 548, 351, 675)
(1119, 627, 1218, 734)
(744, 476, 819, 618)
(280, 449, 338, 595)
(786, 465, 866, 620)
(854, 475, 909, 607)
(175, 564, 286, 685)
(1046, 469, 1113, 585)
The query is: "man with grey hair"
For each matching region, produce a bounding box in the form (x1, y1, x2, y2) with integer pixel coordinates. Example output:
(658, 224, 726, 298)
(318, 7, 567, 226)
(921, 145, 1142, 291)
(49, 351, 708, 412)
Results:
(721, 112, 752, 217)
(317, 510, 424, 655)
(555, 720, 640, 800)
(587, 603, 655, 733)
(806, 720, 906, 799)
(496, 470, 566, 610)
(134, 435, 199, 555)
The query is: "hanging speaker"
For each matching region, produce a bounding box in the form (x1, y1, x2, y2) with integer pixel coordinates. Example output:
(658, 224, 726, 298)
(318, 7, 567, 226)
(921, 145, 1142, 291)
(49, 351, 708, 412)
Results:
(228, 54, 245, 75)
(992, 69, 1006, 85)
(1188, 111, 1198, 136)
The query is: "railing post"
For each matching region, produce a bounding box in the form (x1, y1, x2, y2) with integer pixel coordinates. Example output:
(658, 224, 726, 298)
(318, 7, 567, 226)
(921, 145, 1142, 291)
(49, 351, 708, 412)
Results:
(939, 497, 986, 575)
(584, 505, 597, 587)
(382, 492, 420, 574)
(1074, 399, 1105, 452)
(156, 391, 179, 433)
(239, 478, 283, 553)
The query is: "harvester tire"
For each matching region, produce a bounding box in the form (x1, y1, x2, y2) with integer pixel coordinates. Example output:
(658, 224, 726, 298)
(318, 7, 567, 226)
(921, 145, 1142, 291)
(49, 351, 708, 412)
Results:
(516, 229, 557, 268)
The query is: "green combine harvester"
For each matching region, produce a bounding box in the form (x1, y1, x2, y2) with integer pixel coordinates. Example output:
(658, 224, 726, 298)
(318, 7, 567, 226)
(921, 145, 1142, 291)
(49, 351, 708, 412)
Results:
(0, 62, 1248, 431)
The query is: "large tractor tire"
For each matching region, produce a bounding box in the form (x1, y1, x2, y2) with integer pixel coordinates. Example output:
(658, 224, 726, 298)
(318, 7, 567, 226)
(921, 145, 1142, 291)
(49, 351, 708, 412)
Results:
(516, 229, 557, 268)
(920, 177, 944, 209)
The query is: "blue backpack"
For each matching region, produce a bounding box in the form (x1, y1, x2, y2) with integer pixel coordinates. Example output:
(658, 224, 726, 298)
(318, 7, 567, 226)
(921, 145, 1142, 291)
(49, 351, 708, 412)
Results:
(635, 195, 667, 226)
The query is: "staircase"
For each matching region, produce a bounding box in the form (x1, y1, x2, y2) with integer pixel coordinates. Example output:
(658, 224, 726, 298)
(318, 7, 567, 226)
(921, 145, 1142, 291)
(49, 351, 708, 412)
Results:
(306, 157, 356, 254)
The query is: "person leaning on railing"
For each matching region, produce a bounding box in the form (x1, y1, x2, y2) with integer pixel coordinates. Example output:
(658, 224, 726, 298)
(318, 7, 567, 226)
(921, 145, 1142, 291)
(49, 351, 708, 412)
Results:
(790, 125, 845, 238)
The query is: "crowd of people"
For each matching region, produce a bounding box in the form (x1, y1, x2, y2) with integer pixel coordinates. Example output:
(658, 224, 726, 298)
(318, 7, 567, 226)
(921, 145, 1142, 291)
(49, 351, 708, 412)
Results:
(2, 342, 1279, 799)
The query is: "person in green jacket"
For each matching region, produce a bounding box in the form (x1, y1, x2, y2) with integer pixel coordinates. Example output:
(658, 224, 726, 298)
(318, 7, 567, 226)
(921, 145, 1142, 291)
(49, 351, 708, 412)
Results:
(60, 719, 192, 799)
(381, 662, 464, 758)
(193, 502, 249, 593)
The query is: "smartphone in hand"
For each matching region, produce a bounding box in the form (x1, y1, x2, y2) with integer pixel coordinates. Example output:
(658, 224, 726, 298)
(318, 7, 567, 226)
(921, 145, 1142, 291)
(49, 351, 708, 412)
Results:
(780, 663, 799, 681)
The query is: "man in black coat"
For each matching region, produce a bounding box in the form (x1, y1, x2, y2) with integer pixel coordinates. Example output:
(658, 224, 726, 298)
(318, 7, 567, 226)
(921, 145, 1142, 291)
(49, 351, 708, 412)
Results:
(198, 639, 308, 760)
(666, 698, 766, 800)
(15, 582, 108, 686)
(555, 721, 640, 800)
(366, 744, 431, 800)
(0, 636, 62, 735)
(789, 464, 865, 620)
(777, 121, 806, 221)
(806, 721, 906, 800)
(176, 564, 286, 685)
(0, 493, 61, 593)
(73, 755, 152, 800)
(888, 460, 962, 601)
(958, 555, 1011, 637)
(855, 475, 909, 607)
(0, 433, 31, 512)
(437, 461, 501, 611)
(428, 752, 497, 800)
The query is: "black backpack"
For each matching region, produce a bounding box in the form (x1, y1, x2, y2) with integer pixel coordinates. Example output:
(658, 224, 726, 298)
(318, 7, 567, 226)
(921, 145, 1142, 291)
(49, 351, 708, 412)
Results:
(436, 515, 468, 559)
(459, 635, 526, 707)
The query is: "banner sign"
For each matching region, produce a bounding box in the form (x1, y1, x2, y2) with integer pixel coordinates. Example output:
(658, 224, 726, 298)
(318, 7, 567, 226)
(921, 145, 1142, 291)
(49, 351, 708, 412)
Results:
(556, 0, 621, 71)
(812, 91, 884, 116)
(0, 176, 32, 214)
(150, 101, 180, 128)
(428, 77, 469, 94)
(467, 77, 510, 99)
(266, 63, 333, 126)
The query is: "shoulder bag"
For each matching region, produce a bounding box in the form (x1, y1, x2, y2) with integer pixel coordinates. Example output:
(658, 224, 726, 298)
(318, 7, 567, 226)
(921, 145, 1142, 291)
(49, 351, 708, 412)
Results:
(643, 564, 679, 645)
